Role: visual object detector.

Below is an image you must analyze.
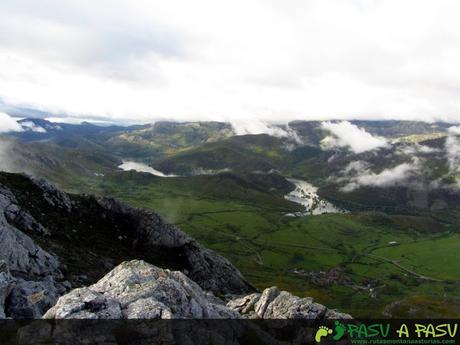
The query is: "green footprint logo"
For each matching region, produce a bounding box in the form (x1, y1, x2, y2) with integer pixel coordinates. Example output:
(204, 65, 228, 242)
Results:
(315, 326, 333, 343)
(333, 321, 346, 341)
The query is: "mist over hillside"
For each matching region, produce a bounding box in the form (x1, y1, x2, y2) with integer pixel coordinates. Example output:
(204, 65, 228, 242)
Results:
(1, 114, 460, 319)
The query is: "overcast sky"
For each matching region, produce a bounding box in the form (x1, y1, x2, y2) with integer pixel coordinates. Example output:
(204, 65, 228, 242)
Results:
(1, 0, 460, 124)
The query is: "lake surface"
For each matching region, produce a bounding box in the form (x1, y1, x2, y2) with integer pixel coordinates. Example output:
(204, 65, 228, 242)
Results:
(118, 161, 176, 177)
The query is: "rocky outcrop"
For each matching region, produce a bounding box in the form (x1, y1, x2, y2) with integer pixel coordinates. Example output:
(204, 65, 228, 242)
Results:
(31, 178, 73, 213)
(0, 223, 61, 278)
(44, 260, 240, 319)
(45, 260, 350, 321)
(6, 276, 68, 318)
(227, 286, 352, 319)
(0, 182, 68, 319)
(98, 198, 253, 295)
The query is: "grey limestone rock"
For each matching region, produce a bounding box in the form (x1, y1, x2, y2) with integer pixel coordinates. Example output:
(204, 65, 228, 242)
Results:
(0, 260, 13, 319)
(43, 287, 123, 319)
(226, 292, 261, 315)
(6, 276, 68, 319)
(0, 183, 60, 277)
(31, 178, 73, 212)
(0, 223, 61, 278)
(0, 181, 67, 319)
(263, 291, 326, 319)
(228, 287, 352, 320)
(44, 260, 241, 319)
(254, 286, 280, 318)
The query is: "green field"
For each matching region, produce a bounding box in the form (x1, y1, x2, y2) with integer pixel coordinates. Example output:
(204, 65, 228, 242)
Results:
(65, 171, 460, 318)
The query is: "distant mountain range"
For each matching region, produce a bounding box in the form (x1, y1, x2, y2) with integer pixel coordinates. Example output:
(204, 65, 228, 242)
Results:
(2, 117, 460, 318)
(2, 117, 460, 211)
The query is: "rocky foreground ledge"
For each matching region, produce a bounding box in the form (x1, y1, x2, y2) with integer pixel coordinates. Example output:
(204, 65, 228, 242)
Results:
(0, 172, 349, 320)
(44, 260, 350, 320)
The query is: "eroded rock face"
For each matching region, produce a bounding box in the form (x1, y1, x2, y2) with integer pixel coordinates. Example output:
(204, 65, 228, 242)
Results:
(6, 277, 68, 319)
(0, 184, 61, 278)
(31, 178, 73, 213)
(0, 182, 67, 319)
(97, 198, 254, 295)
(44, 260, 241, 319)
(0, 224, 61, 278)
(227, 287, 352, 320)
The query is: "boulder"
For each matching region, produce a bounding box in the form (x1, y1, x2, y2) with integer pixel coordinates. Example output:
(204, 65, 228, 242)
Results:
(44, 260, 241, 319)
(226, 292, 260, 315)
(228, 287, 352, 320)
(254, 286, 280, 318)
(5, 276, 68, 319)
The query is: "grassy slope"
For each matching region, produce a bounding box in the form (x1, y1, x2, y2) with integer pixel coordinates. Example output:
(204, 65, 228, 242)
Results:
(62, 171, 460, 318)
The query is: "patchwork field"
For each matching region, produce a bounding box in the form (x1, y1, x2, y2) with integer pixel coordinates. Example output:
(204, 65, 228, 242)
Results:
(73, 172, 460, 318)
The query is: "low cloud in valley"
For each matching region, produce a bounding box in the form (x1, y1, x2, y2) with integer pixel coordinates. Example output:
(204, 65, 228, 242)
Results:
(231, 120, 303, 144)
(338, 159, 420, 192)
(446, 126, 460, 184)
(321, 121, 389, 154)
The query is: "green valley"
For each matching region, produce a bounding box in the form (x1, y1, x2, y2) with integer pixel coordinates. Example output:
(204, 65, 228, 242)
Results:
(67, 170, 460, 318)
(2, 119, 460, 318)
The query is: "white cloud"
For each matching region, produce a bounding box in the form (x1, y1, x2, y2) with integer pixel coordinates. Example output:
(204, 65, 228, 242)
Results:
(232, 120, 284, 137)
(20, 121, 47, 133)
(446, 126, 460, 181)
(340, 160, 418, 192)
(397, 143, 440, 156)
(342, 160, 372, 175)
(321, 121, 389, 153)
(45, 117, 114, 125)
(231, 120, 303, 144)
(448, 125, 460, 136)
(1, 1, 460, 122)
(0, 112, 23, 133)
